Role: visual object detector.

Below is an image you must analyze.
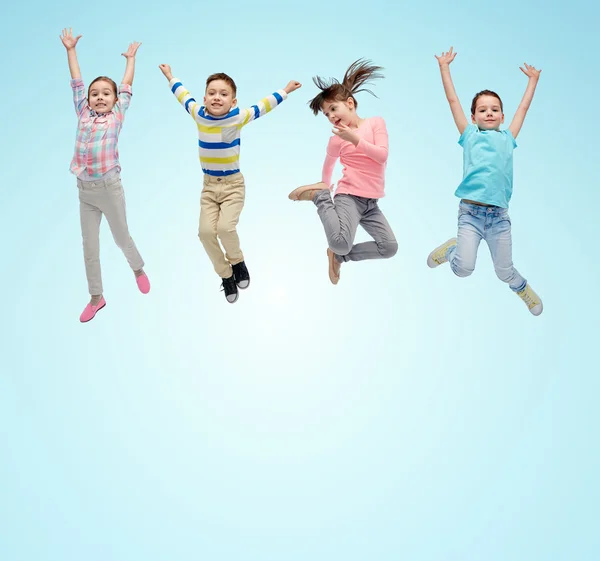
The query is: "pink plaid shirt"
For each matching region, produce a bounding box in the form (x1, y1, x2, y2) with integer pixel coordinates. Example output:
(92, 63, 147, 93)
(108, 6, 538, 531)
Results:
(70, 78, 132, 178)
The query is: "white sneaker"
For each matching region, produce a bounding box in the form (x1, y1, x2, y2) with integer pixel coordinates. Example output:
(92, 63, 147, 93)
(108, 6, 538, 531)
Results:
(427, 238, 457, 268)
(516, 284, 543, 316)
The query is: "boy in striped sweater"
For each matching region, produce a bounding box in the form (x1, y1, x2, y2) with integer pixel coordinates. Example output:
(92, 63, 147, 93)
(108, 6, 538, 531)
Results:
(159, 64, 301, 303)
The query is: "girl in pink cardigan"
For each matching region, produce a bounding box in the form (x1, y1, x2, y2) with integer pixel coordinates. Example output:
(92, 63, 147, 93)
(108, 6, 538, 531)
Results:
(289, 59, 397, 285)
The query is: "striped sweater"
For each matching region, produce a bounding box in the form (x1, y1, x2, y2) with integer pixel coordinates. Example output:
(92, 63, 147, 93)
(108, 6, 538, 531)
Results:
(169, 78, 288, 176)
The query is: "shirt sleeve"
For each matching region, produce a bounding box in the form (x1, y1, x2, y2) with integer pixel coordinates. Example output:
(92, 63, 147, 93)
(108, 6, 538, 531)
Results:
(113, 83, 132, 122)
(458, 124, 477, 146)
(502, 128, 518, 148)
(354, 117, 388, 164)
(239, 89, 288, 127)
(169, 78, 203, 122)
(71, 78, 87, 117)
(321, 137, 340, 185)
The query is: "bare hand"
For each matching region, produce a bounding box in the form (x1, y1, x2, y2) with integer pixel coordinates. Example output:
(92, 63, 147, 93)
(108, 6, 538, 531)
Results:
(520, 62, 541, 80)
(332, 122, 360, 145)
(159, 64, 173, 80)
(435, 46, 457, 67)
(284, 80, 302, 94)
(60, 28, 82, 50)
(122, 42, 142, 58)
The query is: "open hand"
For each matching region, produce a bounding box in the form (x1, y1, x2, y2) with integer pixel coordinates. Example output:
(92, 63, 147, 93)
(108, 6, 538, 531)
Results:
(284, 80, 302, 94)
(435, 46, 457, 67)
(122, 42, 142, 58)
(158, 64, 173, 80)
(332, 122, 359, 145)
(60, 28, 82, 50)
(520, 62, 541, 80)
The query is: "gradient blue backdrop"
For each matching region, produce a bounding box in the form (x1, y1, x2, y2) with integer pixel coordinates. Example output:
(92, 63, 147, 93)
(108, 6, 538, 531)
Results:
(1, 0, 598, 560)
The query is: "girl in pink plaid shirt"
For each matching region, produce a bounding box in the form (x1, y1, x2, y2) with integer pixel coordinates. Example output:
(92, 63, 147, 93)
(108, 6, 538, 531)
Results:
(60, 28, 150, 323)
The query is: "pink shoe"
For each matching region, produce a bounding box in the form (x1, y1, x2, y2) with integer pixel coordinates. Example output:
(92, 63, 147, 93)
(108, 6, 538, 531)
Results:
(136, 273, 150, 294)
(80, 297, 106, 323)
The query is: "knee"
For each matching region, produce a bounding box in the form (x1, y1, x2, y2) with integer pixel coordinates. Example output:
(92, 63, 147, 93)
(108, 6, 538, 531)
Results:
(494, 266, 514, 284)
(329, 238, 352, 256)
(379, 240, 398, 259)
(451, 261, 475, 278)
(113, 234, 132, 250)
(216, 223, 237, 239)
(198, 225, 216, 243)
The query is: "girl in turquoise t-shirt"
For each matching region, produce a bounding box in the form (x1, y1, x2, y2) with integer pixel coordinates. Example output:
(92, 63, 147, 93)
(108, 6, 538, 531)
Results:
(427, 47, 543, 316)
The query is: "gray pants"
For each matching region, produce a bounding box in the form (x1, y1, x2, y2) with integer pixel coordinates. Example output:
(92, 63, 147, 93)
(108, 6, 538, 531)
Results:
(77, 172, 144, 295)
(314, 191, 397, 262)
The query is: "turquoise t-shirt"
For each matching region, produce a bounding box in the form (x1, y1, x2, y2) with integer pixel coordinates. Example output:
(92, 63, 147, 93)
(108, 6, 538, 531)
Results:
(455, 124, 517, 208)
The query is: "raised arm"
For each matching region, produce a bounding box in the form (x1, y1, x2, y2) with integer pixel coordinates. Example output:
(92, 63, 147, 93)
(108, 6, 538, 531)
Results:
(435, 47, 468, 134)
(284, 80, 302, 95)
(241, 80, 301, 126)
(60, 28, 82, 79)
(159, 65, 204, 121)
(508, 63, 541, 139)
(121, 42, 141, 86)
(159, 64, 174, 83)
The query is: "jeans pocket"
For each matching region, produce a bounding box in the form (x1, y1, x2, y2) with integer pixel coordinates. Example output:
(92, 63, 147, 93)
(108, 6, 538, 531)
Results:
(499, 212, 511, 225)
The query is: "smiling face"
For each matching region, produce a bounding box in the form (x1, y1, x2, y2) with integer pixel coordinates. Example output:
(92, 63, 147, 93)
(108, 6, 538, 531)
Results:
(88, 79, 117, 114)
(471, 94, 505, 130)
(321, 97, 356, 127)
(204, 79, 237, 116)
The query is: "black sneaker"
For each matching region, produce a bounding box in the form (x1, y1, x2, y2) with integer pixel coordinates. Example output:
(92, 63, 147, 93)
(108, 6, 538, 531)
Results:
(232, 261, 250, 289)
(221, 275, 239, 303)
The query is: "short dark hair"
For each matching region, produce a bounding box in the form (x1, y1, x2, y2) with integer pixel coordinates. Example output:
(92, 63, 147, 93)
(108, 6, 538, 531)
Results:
(471, 89, 503, 115)
(205, 73, 237, 97)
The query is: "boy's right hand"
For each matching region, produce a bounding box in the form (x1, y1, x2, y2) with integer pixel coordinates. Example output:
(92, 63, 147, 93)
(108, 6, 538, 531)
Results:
(159, 64, 173, 80)
(435, 46, 457, 67)
(60, 28, 82, 50)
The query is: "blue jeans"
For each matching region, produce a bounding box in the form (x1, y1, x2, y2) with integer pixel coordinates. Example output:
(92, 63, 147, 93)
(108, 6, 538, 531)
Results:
(446, 201, 526, 292)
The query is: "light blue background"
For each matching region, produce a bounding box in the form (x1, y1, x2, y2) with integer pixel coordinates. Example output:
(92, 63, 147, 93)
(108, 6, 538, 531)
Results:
(1, 1, 598, 560)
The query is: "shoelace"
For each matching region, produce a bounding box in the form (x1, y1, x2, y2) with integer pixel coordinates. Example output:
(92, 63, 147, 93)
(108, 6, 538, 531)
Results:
(221, 277, 236, 293)
(519, 289, 537, 308)
(434, 249, 448, 263)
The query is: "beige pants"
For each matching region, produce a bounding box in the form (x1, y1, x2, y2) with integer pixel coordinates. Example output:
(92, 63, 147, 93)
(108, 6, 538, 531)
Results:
(198, 173, 246, 278)
(77, 172, 144, 295)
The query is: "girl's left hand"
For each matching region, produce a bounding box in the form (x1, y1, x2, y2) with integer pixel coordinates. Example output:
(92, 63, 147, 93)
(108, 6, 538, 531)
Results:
(332, 122, 360, 145)
(122, 42, 142, 58)
(520, 62, 541, 80)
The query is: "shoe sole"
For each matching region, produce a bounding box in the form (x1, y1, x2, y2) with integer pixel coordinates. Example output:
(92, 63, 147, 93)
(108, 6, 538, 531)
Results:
(288, 182, 327, 201)
(427, 238, 457, 268)
(427, 256, 445, 268)
(326, 249, 340, 285)
(80, 302, 106, 323)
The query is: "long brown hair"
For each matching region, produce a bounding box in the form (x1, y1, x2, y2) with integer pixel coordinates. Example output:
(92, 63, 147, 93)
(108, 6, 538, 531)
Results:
(308, 58, 384, 115)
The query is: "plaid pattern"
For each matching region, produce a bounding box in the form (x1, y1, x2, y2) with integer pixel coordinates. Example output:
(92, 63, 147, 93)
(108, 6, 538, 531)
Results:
(70, 78, 132, 178)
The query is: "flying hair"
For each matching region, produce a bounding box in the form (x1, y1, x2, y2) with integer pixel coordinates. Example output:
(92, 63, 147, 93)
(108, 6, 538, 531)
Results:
(308, 58, 384, 115)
